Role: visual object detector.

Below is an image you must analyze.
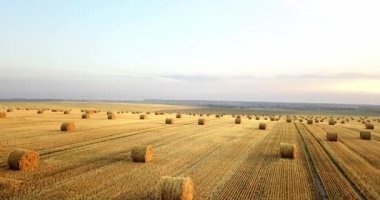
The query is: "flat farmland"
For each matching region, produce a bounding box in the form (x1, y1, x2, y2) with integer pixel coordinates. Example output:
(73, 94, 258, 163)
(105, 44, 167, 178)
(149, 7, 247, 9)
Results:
(0, 103, 379, 200)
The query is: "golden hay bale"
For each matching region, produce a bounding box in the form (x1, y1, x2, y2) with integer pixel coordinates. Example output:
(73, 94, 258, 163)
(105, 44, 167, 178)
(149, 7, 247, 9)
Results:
(37, 110, 44, 114)
(255, 116, 260, 120)
(8, 149, 39, 171)
(326, 132, 338, 141)
(0, 112, 6, 118)
(286, 118, 292, 123)
(340, 120, 345, 124)
(259, 123, 266, 130)
(106, 111, 113, 115)
(108, 114, 116, 120)
(160, 176, 193, 200)
(235, 117, 241, 124)
(166, 118, 173, 124)
(140, 114, 146, 120)
(365, 123, 374, 129)
(360, 131, 371, 140)
(7, 109, 13, 112)
(82, 113, 90, 119)
(279, 143, 296, 159)
(86, 110, 94, 114)
(131, 145, 153, 163)
(60, 122, 75, 132)
(215, 115, 220, 118)
(64, 111, 70, 114)
(176, 114, 182, 118)
(307, 119, 313, 124)
(198, 118, 205, 125)
(299, 119, 303, 122)
(328, 120, 336, 125)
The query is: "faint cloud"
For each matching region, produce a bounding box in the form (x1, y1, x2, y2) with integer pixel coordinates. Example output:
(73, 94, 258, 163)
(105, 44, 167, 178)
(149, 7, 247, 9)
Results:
(277, 73, 380, 80)
(159, 74, 261, 81)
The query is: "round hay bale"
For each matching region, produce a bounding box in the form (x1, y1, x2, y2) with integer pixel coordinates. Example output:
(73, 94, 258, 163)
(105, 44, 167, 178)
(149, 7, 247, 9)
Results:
(8, 149, 39, 171)
(215, 115, 220, 118)
(255, 116, 260, 120)
(328, 120, 336, 125)
(131, 145, 153, 163)
(64, 111, 70, 114)
(82, 113, 90, 119)
(340, 120, 345, 124)
(198, 118, 205, 125)
(299, 119, 303, 122)
(140, 114, 146, 120)
(235, 117, 241, 124)
(360, 131, 371, 140)
(279, 143, 296, 159)
(165, 118, 173, 124)
(37, 110, 44, 114)
(365, 123, 374, 129)
(0, 112, 6, 118)
(106, 111, 113, 115)
(286, 118, 292, 123)
(7, 109, 13, 112)
(160, 176, 193, 200)
(307, 119, 313, 124)
(326, 132, 338, 141)
(108, 114, 116, 120)
(259, 123, 266, 130)
(176, 114, 182, 118)
(60, 122, 75, 132)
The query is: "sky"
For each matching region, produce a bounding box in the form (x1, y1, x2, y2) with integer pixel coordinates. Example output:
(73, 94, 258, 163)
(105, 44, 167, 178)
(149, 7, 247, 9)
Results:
(0, 0, 380, 104)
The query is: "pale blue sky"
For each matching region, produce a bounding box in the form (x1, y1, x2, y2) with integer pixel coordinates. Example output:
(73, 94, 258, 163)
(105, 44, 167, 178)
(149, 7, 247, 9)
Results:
(1, 0, 380, 104)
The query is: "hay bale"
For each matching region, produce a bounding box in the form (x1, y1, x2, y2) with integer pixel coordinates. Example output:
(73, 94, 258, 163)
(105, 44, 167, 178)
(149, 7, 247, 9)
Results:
(7, 109, 13, 112)
(235, 117, 241, 124)
(131, 145, 153, 163)
(0, 112, 6, 118)
(307, 119, 313, 124)
(299, 119, 303, 122)
(259, 123, 266, 130)
(198, 118, 205, 125)
(215, 115, 220, 118)
(82, 113, 90, 119)
(8, 149, 39, 171)
(106, 111, 113, 115)
(64, 111, 70, 114)
(326, 132, 338, 141)
(286, 118, 292, 123)
(140, 114, 146, 120)
(166, 118, 173, 124)
(108, 114, 116, 120)
(279, 143, 296, 159)
(360, 131, 371, 140)
(176, 114, 182, 119)
(328, 120, 336, 125)
(365, 123, 374, 129)
(37, 110, 44, 114)
(255, 116, 260, 120)
(160, 176, 193, 200)
(60, 122, 75, 132)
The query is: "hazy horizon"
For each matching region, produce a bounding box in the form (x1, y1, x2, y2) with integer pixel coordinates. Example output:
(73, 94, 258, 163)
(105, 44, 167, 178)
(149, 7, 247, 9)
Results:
(1, 1, 379, 104)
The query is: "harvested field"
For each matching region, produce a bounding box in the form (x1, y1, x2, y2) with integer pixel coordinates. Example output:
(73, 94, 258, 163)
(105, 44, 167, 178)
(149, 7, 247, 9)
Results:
(0, 102, 379, 199)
